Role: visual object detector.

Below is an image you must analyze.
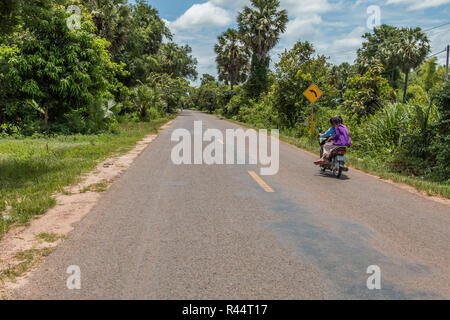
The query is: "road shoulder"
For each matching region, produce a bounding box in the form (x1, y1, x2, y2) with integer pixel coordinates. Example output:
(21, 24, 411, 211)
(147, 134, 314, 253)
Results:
(0, 119, 175, 299)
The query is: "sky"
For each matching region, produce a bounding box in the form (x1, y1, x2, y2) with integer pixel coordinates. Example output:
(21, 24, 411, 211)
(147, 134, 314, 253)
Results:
(146, 0, 450, 84)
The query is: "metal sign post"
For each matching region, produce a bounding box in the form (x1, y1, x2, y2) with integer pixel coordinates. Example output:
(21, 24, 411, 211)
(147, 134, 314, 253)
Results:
(303, 84, 323, 140)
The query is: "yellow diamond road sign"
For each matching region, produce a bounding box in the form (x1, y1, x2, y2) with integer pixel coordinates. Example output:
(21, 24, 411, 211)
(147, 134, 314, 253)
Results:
(303, 84, 322, 104)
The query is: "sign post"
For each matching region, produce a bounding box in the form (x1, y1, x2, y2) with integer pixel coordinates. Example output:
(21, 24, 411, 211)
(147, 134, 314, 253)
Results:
(303, 84, 323, 139)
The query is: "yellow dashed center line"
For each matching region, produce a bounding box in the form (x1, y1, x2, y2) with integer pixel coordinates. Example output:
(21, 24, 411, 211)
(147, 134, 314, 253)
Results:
(248, 171, 275, 193)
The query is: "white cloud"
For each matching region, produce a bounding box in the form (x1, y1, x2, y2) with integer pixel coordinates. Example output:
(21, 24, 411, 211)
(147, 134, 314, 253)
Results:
(332, 26, 365, 51)
(409, 0, 450, 10)
(310, 26, 366, 65)
(170, 2, 233, 29)
(210, 0, 250, 9)
(386, 0, 450, 10)
(280, 0, 338, 15)
(279, 0, 338, 45)
(354, 0, 370, 6)
(283, 15, 323, 41)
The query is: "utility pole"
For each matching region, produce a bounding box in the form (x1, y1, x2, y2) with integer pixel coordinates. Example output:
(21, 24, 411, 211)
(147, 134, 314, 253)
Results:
(446, 44, 449, 81)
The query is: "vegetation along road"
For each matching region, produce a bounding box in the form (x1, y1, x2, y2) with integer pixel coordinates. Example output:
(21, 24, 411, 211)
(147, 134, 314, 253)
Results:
(11, 111, 450, 299)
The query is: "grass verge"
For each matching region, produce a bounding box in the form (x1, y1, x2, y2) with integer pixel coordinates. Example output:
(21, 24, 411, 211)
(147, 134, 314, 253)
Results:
(0, 248, 54, 283)
(0, 117, 174, 239)
(80, 180, 112, 193)
(35, 232, 66, 243)
(214, 113, 450, 199)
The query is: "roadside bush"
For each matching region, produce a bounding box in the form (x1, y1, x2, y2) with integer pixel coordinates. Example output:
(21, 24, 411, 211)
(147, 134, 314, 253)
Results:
(236, 95, 277, 128)
(147, 107, 161, 120)
(361, 103, 411, 157)
(117, 112, 140, 124)
(343, 63, 396, 122)
(430, 82, 450, 181)
(223, 86, 248, 118)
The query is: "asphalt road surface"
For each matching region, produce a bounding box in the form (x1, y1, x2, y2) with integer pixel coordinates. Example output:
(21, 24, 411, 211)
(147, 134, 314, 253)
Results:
(14, 110, 450, 299)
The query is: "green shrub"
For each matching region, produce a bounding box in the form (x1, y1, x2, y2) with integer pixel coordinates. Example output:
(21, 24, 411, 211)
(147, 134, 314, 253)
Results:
(343, 63, 396, 121)
(223, 86, 248, 118)
(147, 107, 161, 120)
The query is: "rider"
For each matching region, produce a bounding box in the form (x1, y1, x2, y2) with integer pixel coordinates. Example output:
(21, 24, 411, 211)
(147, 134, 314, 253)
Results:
(314, 116, 350, 165)
(319, 118, 336, 139)
(318, 115, 343, 139)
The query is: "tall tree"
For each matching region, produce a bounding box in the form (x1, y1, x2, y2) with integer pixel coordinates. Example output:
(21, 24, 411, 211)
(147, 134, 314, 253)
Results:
(156, 43, 198, 81)
(196, 74, 219, 114)
(0, 0, 20, 36)
(115, 0, 172, 86)
(394, 27, 430, 103)
(356, 25, 430, 99)
(82, 0, 131, 56)
(356, 25, 402, 89)
(0, 0, 58, 39)
(214, 28, 250, 93)
(416, 57, 444, 93)
(237, 0, 288, 98)
(0, 4, 123, 129)
(331, 62, 356, 94)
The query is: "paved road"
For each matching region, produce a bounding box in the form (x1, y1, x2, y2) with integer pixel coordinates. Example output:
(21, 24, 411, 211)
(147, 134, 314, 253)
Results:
(15, 110, 450, 299)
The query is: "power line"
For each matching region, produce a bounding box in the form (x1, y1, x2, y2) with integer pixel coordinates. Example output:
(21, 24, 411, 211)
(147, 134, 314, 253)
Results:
(428, 25, 450, 38)
(423, 22, 450, 32)
(428, 49, 447, 58)
(322, 22, 450, 58)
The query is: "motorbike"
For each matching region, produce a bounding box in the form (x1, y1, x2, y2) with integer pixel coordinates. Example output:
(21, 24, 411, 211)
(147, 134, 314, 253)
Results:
(317, 126, 349, 178)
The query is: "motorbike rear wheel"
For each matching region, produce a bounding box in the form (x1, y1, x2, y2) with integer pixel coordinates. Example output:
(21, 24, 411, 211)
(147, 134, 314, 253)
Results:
(333, 166, 343, 178)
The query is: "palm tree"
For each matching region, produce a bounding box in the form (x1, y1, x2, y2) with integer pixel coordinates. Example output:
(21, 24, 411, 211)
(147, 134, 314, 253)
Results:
(237, 0, 288, 62)
(134, 81, 151, 120)
(237, 0, 288, 97)
(85, 0, 131, 55)
(214, 29, 250, 93)
(394, 27, 430, 103)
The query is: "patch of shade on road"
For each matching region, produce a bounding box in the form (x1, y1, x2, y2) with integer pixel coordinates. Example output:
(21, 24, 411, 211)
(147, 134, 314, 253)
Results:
(263, 192, 440, 299)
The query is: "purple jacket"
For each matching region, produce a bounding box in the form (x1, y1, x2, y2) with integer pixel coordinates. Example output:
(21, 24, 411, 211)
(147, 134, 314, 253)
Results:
(332, 124, 351, 147)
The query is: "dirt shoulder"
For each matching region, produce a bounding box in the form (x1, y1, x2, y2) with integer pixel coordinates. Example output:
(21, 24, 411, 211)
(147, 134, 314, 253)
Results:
(0, 119, 174, 298)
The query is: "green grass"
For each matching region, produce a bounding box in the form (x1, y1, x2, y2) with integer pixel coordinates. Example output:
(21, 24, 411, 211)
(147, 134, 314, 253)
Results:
(35, 232, 66, 243)
(80, 180, 111, 193)
(0, 118, 174, 239)
(214, 114, 450, 199)
(0, 248, 54, 282)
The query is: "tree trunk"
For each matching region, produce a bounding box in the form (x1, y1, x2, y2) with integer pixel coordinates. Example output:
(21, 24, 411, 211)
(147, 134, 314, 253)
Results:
(403, 70, 409, 104)
(44, 107, 49, 127)
(140, 105, 147, 120)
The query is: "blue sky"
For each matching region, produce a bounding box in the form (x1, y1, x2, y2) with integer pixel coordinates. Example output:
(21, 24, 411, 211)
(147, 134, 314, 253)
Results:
(147, 0, 450, 84)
